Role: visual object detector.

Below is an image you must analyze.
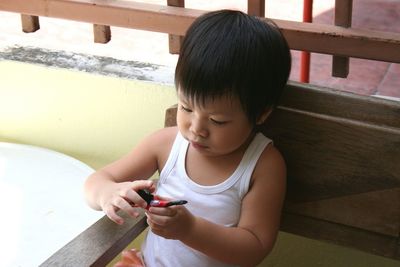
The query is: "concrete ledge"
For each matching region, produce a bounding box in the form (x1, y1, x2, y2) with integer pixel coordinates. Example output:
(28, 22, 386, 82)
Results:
(0, 46, 174, 84)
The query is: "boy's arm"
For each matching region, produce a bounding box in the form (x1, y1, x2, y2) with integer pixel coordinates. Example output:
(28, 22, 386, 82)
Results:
(84, 127, 178, 224)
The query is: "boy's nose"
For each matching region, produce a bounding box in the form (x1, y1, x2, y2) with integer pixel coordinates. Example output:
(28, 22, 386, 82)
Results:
(190, 118, 208, 138)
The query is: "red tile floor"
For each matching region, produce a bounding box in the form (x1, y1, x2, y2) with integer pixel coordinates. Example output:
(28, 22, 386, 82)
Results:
(0, 0, 399, 98)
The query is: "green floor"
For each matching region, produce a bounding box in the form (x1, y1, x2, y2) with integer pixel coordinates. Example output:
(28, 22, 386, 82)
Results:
(1, 61, 398, 267)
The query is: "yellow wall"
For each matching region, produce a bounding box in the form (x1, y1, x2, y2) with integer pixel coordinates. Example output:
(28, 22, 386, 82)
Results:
(0, 60, 177, 169)
(1, 61, 398, 267)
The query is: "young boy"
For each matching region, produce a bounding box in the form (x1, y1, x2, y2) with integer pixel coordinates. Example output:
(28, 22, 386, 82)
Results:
(85, 9, 291, 267)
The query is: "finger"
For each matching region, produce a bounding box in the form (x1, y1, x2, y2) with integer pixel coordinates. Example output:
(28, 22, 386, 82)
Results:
(146, 212, 154, 228)
(124, 249, 144, 264)
(145, 181, 157, 194)
(121, 189, 147, 209)
(120, 249, 143, 265)
(130, 180, 156, 208)
(146, 212, 167, 234)
(146, 211, 175, 228)
(131, 180, 154, 192)
(148, 206, 177, 217)
(112, 197, 140, 218)
(146, 218, 164, 238)
(104, 205, 124, 225)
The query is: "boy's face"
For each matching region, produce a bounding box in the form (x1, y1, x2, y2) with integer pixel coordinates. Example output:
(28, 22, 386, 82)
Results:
(177, 90, 254, 157)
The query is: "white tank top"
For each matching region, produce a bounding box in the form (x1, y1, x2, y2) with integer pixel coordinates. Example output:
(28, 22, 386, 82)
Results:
(142, 132, 272, 267)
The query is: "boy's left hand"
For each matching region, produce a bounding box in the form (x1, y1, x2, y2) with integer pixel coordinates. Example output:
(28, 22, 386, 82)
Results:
(145, 199, 195, 240)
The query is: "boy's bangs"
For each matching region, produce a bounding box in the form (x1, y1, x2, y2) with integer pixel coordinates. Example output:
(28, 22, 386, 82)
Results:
(177, 73, 235, 108)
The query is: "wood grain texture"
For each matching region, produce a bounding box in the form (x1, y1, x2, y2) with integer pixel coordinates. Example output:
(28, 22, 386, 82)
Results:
(281, 213, 400, 259)
(40, 211, 147, 267)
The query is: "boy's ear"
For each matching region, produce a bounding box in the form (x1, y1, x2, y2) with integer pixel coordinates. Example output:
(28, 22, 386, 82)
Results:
(256, 107, 273, 125)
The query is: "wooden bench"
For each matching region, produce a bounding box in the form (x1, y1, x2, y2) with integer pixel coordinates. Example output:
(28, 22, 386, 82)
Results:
(41, 81, 400, 266)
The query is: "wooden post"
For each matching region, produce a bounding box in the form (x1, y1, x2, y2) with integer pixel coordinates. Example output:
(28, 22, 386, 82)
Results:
(21, 14, 40, 33)
(332, 0, 353, 78)
(247, 0, 265, 17)
(93, 24, 111, 43)
(167, 0, 185, 54)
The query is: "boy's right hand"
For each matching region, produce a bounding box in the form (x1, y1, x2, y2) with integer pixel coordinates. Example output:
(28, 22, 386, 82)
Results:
(99, 180, 155, 225)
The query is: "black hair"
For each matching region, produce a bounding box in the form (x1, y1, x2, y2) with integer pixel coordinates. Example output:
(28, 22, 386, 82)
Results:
(175, 9, 291, 125)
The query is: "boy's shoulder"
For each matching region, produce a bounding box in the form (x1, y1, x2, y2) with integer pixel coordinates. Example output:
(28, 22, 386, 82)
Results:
(148, 126, 179, 143)
(251, 140, 286, 184)
(144, 126, 179, 155)
(145, 126, 179, 170)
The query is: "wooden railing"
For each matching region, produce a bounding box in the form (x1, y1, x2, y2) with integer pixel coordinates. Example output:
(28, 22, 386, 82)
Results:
(1, 0, 400, 64)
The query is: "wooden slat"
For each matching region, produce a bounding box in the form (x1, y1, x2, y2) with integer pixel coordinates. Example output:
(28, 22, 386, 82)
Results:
(93, 24, 111, 43)
(276, 18, 400, 63)
(280, 83, 400, 129)
(332, 0, 353, 78)
(273, 93, 400, 209)
(284, 188, 400, 237)
(247, 0, 265, 17)
(266, 109, 400, 199)
(281, 213, 400, 260)
(167, 0, 184, 54)
(1, 0, 400, 62)
(40, 211, 147, 267)
(0, 0, 202, 36)
(262, 83, 400, 203)
(20, 14, 40, 32)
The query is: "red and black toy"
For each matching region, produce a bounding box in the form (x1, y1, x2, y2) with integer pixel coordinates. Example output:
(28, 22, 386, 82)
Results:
(137, 189, 188, 209)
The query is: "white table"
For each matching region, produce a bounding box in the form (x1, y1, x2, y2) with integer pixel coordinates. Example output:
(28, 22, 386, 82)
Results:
(0, 142, 103, 267)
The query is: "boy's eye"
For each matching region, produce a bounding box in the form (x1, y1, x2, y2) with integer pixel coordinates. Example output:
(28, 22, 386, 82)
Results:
(210, 118, 227, 125)
(180, 105, 192, 112)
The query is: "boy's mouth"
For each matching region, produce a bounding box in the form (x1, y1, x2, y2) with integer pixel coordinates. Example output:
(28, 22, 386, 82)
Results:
(191, 141, 207, 149)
